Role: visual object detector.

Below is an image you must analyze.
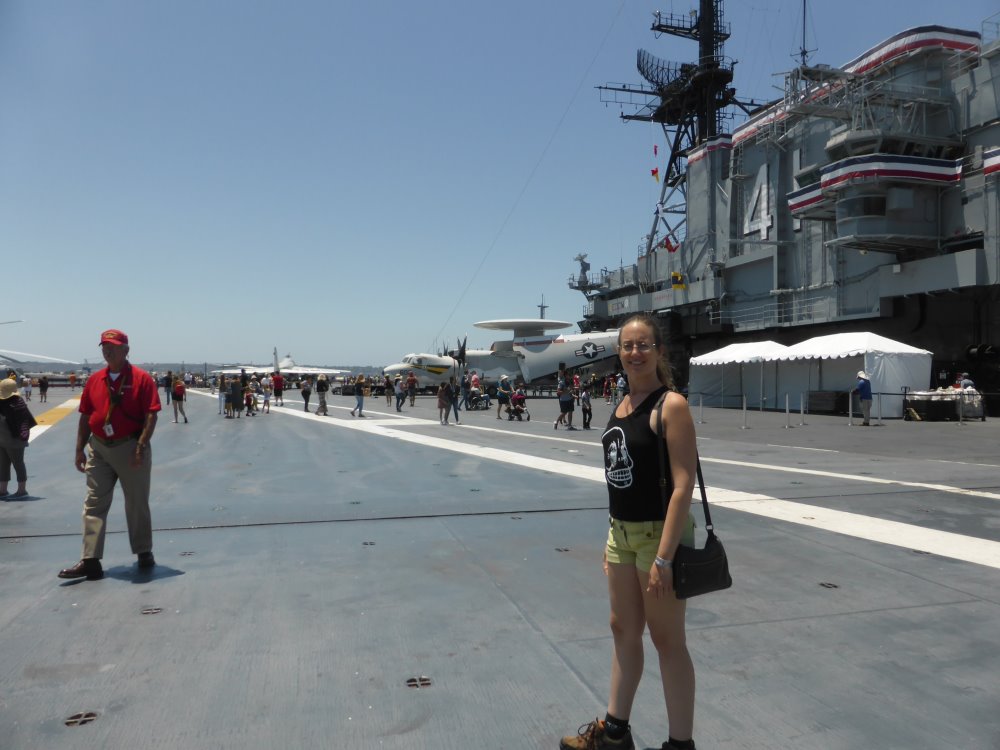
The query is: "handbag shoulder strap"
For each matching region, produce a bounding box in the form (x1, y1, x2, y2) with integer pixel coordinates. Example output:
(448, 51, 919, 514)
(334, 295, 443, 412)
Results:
(654, 392, 716, 533)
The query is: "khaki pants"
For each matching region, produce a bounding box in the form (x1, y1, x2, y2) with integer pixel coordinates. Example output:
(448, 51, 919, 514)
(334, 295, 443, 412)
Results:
(861, 399, 872, 424)
(82, 436, 153, 560)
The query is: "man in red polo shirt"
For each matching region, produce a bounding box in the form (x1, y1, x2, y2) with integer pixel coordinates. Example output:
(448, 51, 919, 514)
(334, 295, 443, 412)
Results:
(58, 329, 162, 581)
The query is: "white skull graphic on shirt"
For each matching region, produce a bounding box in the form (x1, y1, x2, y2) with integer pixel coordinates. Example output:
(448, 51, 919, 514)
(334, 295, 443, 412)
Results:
(604, 426, 633, 488)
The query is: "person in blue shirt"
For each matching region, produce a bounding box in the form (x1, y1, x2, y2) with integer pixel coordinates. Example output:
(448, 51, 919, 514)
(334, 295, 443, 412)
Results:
(853, 371, 873, 426)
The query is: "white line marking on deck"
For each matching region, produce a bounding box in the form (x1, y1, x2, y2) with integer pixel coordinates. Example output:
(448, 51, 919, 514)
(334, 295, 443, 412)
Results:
(707, 491, 1000, 569)
(702, 456, 1000, 502)
(27, 425, 51, 443)
(765, 444, 839, 453)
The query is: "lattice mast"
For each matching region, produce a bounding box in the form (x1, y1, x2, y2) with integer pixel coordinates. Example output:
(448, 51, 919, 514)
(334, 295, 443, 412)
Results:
(599, 0, 739, 255)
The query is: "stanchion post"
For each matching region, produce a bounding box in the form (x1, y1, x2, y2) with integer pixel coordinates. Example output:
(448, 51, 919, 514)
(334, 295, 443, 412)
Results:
(848, 392, 854, 426)
(958, 391, 965, 426)
(877, 392, 883, 426)
(799, 392, 807, 426)
(784, 393, 792, 429)
(697, 393, 705, 424)
(741, 394, 750, 430)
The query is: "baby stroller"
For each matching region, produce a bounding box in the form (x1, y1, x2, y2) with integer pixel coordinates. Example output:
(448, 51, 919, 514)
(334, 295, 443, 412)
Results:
(507, 390, 530, 421)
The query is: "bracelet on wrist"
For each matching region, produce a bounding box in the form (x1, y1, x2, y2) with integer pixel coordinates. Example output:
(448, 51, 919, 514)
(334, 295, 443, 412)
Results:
(654, 555, 672, 569)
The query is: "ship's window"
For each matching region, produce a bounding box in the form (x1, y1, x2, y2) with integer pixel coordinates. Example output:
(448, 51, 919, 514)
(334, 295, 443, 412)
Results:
(838, 195, 886, 220)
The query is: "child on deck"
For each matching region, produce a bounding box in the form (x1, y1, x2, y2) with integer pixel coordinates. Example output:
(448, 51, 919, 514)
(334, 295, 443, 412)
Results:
(244, 386, 256, 416)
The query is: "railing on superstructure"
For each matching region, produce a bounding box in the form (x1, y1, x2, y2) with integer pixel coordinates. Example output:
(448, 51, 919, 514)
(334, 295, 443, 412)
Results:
(708, 295, 844, 329)
(984, 13, 1000, 46)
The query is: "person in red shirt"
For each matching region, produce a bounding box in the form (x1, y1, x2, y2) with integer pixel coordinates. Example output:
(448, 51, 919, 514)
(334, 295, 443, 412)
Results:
(58, 329, 162, 581)
(271, 371, 285, 406)
(405, 371, 418, 406)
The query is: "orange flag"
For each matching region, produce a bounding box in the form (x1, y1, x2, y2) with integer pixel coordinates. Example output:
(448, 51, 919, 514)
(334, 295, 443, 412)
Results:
(651, 167, 660, 182)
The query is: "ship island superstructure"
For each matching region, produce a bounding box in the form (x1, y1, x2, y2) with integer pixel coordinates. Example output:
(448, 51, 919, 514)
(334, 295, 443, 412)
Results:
(575, 1, 1000, 394)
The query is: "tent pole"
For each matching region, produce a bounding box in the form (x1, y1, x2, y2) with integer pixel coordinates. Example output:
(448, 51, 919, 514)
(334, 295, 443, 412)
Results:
(760, 362, 764, 412)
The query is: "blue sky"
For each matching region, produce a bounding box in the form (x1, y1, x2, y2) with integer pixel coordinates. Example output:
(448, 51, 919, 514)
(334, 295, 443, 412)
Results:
(2, 0, 995, 368)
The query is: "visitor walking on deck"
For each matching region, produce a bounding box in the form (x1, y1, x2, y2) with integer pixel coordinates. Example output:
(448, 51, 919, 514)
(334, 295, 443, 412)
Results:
(59, 329, 162, 581)
(0, 377, 36, 498)
(437, 380, 452, 424)
(316, 374, 330, 415)
(449, 376, 461, 424)
(171, 377, 188, 423)
(350, 374, 366, 417)
(300, 377, 312, 412)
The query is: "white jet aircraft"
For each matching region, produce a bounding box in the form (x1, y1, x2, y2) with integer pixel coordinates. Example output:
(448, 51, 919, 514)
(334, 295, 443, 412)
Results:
(213, 348, 347, 377)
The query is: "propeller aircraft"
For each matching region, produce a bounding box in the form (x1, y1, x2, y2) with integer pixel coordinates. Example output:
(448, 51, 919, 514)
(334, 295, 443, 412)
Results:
(382, 319, 620, 388)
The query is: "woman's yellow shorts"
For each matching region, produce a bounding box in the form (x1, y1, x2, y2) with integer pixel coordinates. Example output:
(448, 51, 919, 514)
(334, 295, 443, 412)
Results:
(606, 514, 696, 571)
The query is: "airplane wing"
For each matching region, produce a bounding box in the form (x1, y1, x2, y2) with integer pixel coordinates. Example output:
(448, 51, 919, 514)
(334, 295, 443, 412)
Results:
(0, 349, 80, 365)
(211, 363, 346, 377)
(279, 366, 349, 376)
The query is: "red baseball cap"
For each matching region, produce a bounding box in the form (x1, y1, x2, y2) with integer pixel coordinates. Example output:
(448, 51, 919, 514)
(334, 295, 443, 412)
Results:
(99, 329, 129, 347)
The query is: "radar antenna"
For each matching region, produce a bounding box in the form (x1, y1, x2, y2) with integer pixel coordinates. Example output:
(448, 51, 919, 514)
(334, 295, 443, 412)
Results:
(537, 295, 549, 320)
(598, 0, 749, 255)
(796, 0, 816, 66)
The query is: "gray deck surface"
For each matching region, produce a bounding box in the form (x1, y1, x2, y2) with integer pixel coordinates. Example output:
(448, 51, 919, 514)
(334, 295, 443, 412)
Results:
(3, 388, 999, 750)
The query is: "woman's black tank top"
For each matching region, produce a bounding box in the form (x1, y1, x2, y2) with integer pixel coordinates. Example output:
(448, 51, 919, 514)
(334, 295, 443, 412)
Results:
(602, 386, 672, 522)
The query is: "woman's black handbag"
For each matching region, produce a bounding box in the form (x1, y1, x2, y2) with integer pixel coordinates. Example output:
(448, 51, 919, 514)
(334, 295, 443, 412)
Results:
(655, 396, 732, 599)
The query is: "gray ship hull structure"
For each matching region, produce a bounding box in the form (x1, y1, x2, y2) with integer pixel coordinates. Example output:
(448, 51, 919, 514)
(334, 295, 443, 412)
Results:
(582, 19, 1000, 399)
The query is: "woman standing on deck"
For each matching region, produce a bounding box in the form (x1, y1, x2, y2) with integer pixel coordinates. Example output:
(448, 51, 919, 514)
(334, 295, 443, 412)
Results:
(437, 379, 452, 424)
(171, 376, 188, 423)
(218, 375, 227, 415)
(0, 377, 36, 498)
(560, 313, 698, 750)
(300, 377, 312, 412)
(350, 374, 366, 417)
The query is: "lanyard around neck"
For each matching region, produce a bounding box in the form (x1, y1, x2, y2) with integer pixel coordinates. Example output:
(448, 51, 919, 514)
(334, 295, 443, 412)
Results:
(104, 368, 129, 425)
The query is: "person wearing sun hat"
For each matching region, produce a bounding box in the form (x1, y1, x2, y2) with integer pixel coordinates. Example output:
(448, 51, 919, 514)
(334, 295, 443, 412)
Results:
(495, 374, 513, 419)
(58, 329, 162, 581)
(852, 370, 873, 426)
(0, 376, 37, 498)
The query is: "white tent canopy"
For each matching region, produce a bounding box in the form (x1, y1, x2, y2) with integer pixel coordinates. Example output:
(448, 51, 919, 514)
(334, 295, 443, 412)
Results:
(688, 332, 932, 416)
(690, 341, 791, 365)
(765, 332, 931, 361)
(767, 332, 932, 417)
(688, 341, 790, 409)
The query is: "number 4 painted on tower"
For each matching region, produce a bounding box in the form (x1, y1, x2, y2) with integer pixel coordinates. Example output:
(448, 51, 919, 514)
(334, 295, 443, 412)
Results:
(742, 163, 773, 240)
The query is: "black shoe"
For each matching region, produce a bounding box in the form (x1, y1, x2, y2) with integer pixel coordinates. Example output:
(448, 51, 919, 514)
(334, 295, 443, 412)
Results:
(137, 552, 156, 569)
(58, 559, 104, 580)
